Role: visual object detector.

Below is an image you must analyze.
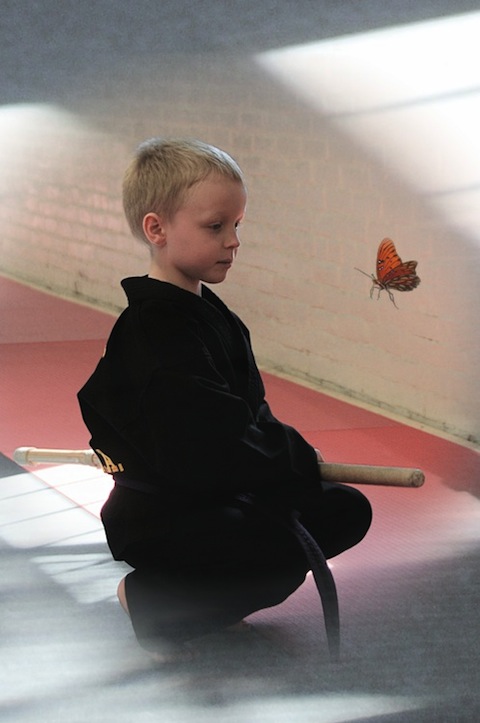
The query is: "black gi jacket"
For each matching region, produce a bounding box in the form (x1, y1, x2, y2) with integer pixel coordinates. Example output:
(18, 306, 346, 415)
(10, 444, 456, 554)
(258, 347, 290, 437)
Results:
(78, 277, 321, 553)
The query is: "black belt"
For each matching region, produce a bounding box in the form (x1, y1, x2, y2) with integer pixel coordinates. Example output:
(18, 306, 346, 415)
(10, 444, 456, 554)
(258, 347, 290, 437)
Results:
(235, 494, 340, 661)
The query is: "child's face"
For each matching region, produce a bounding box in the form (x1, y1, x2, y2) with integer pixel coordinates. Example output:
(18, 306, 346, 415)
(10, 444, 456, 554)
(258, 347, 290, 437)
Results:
(153, 174, 247, 294)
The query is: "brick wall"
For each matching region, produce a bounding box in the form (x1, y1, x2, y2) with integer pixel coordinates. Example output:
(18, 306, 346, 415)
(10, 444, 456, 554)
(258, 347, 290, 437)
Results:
(1, 53, 478, 444)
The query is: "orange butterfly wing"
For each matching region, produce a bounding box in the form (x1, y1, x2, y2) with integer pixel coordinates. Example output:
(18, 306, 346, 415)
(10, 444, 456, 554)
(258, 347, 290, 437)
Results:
(356, 238, 421, 307)
(375, 238, 420, 293)
(376, 238, 403, 280)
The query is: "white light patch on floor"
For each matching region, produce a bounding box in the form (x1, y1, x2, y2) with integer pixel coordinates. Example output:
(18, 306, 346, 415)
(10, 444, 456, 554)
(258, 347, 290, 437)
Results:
(129, 692, 434, 723)
(0, 470, 106, 548)
(32, 553, 121, 604)
(32, 462, 113, 518)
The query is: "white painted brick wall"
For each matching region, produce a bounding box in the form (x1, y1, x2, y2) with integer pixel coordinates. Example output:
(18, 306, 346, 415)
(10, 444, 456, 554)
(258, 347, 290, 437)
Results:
(0, 54, 479, 445)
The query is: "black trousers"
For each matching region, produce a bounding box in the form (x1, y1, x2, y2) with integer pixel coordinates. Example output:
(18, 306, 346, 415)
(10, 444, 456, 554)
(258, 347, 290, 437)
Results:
(107, 483, 372, 652)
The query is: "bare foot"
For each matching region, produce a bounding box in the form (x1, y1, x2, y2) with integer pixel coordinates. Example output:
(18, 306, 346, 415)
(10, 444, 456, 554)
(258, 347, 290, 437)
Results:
(117, 577, 129, 615)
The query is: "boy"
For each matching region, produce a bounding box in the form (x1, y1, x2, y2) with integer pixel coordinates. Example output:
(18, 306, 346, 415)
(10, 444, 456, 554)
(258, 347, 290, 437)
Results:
(78, 138, 372, 662)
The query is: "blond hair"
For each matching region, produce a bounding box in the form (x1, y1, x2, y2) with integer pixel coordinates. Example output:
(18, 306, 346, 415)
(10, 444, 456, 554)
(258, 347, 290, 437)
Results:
(122, 137, 244, 243)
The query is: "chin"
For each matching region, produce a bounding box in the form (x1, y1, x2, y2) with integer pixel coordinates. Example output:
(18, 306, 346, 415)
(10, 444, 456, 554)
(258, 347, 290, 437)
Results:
(204, 270, 230, 285)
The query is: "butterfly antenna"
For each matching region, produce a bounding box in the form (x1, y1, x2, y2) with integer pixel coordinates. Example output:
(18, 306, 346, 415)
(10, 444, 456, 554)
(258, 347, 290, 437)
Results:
(354, 267, 373, 279)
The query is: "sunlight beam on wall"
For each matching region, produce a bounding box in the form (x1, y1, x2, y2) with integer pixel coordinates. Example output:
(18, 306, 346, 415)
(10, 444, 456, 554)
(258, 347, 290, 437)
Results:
(256, 12, 480, 244)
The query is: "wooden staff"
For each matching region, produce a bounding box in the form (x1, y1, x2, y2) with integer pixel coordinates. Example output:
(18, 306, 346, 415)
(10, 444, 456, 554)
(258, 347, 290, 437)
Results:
(13, 447, 103, 468)
(318, 462, 424, 487)
(13, 446, 425, 487)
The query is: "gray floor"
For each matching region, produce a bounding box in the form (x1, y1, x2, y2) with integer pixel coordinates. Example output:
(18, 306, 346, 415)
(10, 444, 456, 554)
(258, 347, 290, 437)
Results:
(1, 451, 479, 723)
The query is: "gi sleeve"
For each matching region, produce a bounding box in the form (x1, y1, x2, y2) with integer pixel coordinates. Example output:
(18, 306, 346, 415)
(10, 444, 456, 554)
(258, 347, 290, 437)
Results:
(126, 315, 320, 502)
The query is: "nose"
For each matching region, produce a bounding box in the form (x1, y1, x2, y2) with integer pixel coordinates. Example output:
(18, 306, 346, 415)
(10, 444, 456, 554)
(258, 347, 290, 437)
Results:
(226, 228, 241, 249)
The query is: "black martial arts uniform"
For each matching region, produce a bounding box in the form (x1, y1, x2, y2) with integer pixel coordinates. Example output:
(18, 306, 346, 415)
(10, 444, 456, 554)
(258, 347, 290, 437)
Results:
(78, 276, 371, 651)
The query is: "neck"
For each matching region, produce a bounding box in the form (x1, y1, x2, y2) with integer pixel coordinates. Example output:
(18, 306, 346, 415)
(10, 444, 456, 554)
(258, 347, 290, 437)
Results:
(147, 265, 201, 296)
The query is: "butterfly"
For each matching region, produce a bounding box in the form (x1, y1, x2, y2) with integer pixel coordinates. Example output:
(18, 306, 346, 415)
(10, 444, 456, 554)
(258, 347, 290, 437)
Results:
(355, 238, 420, 308)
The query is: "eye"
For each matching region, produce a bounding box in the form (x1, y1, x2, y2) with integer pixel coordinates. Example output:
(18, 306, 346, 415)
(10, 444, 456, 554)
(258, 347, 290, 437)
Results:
(209, 222, 222, 232)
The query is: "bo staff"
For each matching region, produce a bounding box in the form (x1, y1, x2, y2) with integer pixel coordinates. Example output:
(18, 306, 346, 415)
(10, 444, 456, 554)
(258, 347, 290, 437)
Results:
(13, 446, 425, 487)
(13, 447, 103, 468)
(318, 462, 424, 488)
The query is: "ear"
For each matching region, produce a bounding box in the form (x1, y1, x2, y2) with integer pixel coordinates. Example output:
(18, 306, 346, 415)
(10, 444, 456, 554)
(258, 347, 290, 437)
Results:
(143, 213, 167, 247)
